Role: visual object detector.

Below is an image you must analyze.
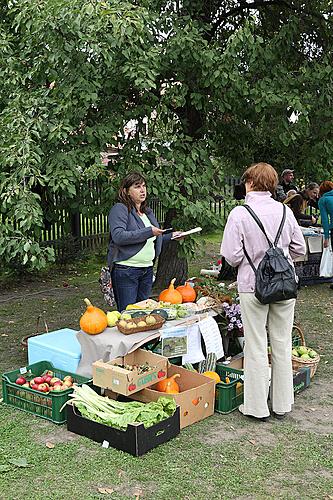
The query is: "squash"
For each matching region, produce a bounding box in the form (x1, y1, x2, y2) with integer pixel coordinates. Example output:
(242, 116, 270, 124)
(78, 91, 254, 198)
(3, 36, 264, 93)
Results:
(202, 371, 221, 383)
(79, 298, 108, 335)
(155, 373, 180, 394)
(158, 278, 182, 304)
(176, 282, 196, 303)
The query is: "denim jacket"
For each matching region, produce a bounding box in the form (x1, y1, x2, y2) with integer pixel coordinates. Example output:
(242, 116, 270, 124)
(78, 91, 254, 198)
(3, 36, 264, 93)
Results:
(107, 203, 171, 266)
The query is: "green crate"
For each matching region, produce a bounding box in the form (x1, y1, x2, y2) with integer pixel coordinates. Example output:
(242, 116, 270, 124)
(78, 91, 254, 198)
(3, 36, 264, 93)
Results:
(215, 363, 244, 414)
(1, 361, 91, 424)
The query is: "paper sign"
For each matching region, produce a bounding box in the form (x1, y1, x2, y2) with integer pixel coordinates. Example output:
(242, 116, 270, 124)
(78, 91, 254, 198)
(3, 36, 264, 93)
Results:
(102, 440, 109, 448)
(161, 326, 188, 357)
(171, 227, 202, 239)
(182, 324, 205, 364)
(199, 317, 224, 360)
(20, 367, 27, 374)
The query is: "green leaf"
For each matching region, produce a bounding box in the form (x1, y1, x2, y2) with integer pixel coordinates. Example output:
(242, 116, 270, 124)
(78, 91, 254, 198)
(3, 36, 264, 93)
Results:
(8, 458, 31, 468)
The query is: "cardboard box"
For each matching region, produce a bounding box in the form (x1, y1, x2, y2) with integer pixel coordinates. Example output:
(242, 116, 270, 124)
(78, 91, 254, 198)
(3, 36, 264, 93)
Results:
(67, 402, 180, 456)
(220, 354, 311, 395)
(92, 349, 168, 396)
(124, 364, 216, 429)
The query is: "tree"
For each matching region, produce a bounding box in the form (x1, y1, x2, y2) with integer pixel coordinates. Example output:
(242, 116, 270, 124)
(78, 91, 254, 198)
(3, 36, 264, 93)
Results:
(0, 0, 332, 285)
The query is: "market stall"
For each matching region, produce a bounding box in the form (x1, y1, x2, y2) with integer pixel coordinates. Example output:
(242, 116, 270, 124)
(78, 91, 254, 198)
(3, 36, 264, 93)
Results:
(294, 227, 333, 285)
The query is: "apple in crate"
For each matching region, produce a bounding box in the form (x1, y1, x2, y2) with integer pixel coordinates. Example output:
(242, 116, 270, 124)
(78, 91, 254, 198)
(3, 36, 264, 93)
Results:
(50, 377, 61, 386)
(34, 376, 44, 385)
(15, 376, 27, 385)
(37, 383, 50, 393)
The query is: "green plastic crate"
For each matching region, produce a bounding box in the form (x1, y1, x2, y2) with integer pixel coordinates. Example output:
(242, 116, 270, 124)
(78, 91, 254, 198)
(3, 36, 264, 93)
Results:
(215, 363, 244, 414)
(1, 361, 92, 424)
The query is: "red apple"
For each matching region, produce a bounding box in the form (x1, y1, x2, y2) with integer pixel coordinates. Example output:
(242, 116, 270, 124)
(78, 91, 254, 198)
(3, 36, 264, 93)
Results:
(52, 385, 64, 392)
(37, 383, 49, 393)
(44, 375, 52, 385)
(15, 376, 27, 385)
(63, 375, 74, 383)
(30, 379, 37, 388)
(44, 370, 54, 376)
(34, 376, 44, 385)
(22, 382, 30, 388)
(31, 383, 39, 391)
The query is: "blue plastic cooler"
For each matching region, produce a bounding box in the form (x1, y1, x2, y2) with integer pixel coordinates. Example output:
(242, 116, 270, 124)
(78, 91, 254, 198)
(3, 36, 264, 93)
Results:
(28, 328, 81, 373)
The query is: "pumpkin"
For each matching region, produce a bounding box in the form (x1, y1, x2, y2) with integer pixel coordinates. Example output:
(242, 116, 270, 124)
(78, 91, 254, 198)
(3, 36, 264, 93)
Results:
(155, 373, 180, 394)
(176, 282, 197, 303)
(159, 278, 183, 304)
(202, 371, 221, 383)
(79, 298, 108, 335)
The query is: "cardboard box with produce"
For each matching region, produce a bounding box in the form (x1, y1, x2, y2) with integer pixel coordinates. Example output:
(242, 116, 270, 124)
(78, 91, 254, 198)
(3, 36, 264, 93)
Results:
(92, 349, 168, 396)
(125, 363, 216, 429)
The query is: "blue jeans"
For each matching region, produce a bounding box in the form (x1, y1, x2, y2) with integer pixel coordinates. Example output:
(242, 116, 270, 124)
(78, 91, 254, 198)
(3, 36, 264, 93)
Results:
(111, 264, 154, 312)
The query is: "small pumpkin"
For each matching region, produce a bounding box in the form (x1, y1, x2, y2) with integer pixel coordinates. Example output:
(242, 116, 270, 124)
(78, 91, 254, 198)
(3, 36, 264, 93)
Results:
(176, 282, 197, 303)
(79, 298, 108, 335)
(159, 278, 183, 304)
(155, 373, 180, 394)
(202, 371, 221, 383)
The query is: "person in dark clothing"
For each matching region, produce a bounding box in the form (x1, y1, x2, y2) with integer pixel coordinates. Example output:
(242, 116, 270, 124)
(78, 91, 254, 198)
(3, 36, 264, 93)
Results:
(275, 169, 298, 201)
(284, 182, 319, 226)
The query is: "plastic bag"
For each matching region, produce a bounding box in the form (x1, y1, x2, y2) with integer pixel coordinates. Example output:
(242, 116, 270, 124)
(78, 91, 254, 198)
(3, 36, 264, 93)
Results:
(319, 247, 333, 277)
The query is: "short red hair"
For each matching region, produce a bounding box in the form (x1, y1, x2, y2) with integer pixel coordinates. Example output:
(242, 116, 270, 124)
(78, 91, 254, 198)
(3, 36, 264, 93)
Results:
(319, 181, 333, 197)
(242, 162, 278, 193)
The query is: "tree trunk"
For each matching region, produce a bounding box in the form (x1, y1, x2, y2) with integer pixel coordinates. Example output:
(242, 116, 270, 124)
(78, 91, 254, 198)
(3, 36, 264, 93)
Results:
(154, 239, 188, 291)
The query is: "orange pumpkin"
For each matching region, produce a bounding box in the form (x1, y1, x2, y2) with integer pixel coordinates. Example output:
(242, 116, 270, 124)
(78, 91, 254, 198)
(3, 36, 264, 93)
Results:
(155, 373, 180, 394)
(159, 278, 182, 304)
(79, 298, 108, 335)
(176, 282, 196, 303)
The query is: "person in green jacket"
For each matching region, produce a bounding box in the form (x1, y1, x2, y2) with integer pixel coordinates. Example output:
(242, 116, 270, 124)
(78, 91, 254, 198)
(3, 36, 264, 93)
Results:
(318, 181, 333, 250)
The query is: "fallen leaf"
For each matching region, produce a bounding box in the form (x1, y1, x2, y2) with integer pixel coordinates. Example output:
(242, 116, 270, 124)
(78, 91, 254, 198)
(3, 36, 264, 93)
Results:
(97, 487, 114, 494)
(248, 439, 256, 445)
(0, 464, 11, 473)
(8, 321, 14, 324)
(229, 425, 235, 430)
(309, 408, 316, 412)
(45, 442, 55, 449)
(8, 458, 31, 468)
(1, 334, 8, 337)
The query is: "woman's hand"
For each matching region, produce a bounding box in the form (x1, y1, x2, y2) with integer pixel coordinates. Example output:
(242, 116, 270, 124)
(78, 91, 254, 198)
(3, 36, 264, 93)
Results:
(323, 238, 329, 248)
(151, 226, 165, 236)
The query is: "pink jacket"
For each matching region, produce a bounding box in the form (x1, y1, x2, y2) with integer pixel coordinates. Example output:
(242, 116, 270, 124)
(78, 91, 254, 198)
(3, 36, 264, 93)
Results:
(220, 191, 306, 293)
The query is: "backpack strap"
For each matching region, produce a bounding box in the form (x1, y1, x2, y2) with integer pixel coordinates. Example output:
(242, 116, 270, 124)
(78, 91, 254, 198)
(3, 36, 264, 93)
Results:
(274, 204, 286, 246)
(243, 204, 273, 248)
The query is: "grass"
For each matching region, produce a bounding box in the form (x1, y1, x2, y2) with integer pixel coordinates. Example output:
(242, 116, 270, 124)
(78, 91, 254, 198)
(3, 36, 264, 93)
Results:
(0, 234, 333, 499)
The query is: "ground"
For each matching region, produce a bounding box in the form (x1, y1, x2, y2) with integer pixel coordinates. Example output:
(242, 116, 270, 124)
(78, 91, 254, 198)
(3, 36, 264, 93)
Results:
(0, 237, 332, 500)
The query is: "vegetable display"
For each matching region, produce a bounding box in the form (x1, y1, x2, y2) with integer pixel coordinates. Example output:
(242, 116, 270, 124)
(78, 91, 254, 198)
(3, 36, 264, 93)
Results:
(155, 374, 180, 394)
(159, 278, 183, 304)
(80, 298, 108, 335)
(64, 384, 176, 430)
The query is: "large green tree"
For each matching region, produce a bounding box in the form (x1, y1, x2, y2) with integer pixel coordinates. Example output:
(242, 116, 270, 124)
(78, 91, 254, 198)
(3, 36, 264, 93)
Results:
(0, 0, 332, 284)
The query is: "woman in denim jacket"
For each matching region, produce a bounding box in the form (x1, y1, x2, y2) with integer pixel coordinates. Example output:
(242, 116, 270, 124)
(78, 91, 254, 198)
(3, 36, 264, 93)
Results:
(107, 172, 179, 311)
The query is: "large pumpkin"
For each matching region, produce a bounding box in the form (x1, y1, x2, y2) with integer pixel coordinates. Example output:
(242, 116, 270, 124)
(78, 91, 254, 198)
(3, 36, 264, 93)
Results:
(159, 278, 182, 304)
(176, 282, 196, 303)
(79, 298, 108, 335)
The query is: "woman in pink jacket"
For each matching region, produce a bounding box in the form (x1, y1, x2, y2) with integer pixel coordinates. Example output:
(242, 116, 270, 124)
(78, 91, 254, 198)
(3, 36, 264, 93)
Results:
(221, 163, 306, 421)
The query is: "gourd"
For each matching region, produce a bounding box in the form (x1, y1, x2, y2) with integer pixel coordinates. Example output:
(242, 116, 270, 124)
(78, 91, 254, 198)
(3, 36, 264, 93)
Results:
(202, 371, 221, 383)
(176, 282, 197, 303)
(155, 374, 181, 394)
(158, 278, 183, 304)
(79, 298, 108, 335)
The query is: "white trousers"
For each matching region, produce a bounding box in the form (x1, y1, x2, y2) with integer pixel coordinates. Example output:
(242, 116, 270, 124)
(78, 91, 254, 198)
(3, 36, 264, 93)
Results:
(239, 293, 295, 418)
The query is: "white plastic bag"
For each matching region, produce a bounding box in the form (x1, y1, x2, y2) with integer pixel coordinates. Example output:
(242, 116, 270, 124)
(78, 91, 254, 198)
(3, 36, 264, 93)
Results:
(319, 247, 333, 277)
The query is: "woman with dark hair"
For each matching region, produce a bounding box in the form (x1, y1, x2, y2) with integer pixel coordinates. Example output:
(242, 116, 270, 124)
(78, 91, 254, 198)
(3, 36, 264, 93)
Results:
(318, 181, 333, 251)
(285, 182, 319, 226)
(221, 162, 306, 421)
(107, 172, 179, 311)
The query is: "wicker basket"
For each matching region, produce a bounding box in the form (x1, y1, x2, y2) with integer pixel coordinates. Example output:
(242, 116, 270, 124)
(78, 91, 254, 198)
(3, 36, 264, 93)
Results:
(290, 325, 320, 378)
(116, 314, 165, 335)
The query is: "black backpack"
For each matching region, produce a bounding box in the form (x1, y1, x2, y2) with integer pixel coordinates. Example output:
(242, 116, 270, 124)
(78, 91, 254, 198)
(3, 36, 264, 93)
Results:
(242, 204, 298, 305)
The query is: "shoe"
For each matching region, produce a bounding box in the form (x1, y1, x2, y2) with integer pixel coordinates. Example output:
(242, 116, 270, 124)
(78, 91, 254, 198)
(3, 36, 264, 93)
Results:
(272, 412, 286, 420)
(238, 405, 270, 422)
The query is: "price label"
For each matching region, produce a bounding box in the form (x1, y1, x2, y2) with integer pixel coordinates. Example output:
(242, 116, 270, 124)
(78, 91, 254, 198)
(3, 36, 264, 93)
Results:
(20, 367, 27, 375)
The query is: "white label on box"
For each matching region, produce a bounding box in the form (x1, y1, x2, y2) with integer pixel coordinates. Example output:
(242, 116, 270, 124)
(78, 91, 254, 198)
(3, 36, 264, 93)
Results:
(20, 367, 27, 374)
(102, 440, 109, 448)
(112, 379, 120, 386)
